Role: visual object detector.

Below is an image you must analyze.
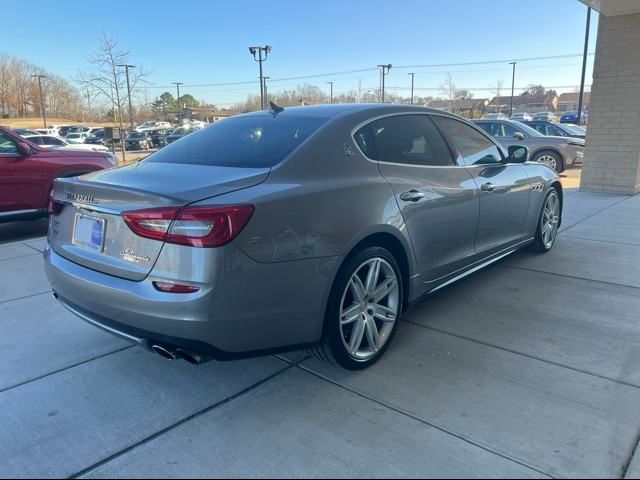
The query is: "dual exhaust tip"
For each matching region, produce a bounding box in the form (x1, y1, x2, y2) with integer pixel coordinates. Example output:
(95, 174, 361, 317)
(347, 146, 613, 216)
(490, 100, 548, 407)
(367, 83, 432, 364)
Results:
(150, 345, 208, 365)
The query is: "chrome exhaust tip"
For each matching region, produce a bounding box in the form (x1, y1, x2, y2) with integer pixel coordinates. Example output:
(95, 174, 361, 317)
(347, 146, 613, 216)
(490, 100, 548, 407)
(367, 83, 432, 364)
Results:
(175, 349, 210, 365)
(151, 345, 177, 361)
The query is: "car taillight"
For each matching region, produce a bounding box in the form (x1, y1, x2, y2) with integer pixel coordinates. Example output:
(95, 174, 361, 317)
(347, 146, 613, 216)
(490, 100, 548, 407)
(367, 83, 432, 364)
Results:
(48, 191, 63, 216)
(153, 282, 200, 294)
(122, 205, 254, 248)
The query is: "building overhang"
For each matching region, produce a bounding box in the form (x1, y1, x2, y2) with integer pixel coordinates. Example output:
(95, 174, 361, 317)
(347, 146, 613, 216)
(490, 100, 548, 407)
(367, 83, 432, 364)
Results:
(580, 0, 640, 16)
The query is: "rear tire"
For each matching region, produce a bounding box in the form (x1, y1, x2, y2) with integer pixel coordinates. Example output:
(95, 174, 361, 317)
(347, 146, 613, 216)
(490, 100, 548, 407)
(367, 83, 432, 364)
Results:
(533, 150, 564, 174)
(311, 246, 403, 370)
(530, 188, 561, 253)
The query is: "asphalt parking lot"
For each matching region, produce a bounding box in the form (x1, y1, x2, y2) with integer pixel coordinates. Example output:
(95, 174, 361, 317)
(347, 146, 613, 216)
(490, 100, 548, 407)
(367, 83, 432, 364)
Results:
(2, 169, 640, 478)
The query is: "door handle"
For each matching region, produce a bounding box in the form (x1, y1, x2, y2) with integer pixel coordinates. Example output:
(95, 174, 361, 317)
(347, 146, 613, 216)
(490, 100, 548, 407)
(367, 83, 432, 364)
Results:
(400, 190, 425, 202)
(481, 183, 496, 192)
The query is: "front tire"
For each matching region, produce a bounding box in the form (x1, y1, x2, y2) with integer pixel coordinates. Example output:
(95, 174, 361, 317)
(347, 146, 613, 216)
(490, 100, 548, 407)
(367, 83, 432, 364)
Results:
(530, 189, 561, 253)
(311, 246, 403, 370)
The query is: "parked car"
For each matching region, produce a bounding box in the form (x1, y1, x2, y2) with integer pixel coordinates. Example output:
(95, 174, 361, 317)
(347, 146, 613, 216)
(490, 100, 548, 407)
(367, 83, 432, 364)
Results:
(68, 126, 91, 134)
(135, 121, 173, 132)
(65, 132, 89, 144)
(23, 134, 110, 152)
(85, 129, 106, 146)
(532, 112, 557, 122)
(149, 128, 172, 148)
(560, 110, 588, 125)
(0, 126, 115, 222)
(523, 121, 586, 139)
(511, 112, 533, 122)
(57, 126, 74, 137)
(482, 113, 508, 120)
(125, 131, 153, 150)
(44, 104, 562, 370)
(13, 128, 40, 136)
(165, 125, 200, 144)
(473, 119, 584, 173)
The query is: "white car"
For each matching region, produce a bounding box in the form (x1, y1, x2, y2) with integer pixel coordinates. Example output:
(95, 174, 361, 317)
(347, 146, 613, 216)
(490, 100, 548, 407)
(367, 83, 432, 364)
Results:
(511, 112, 533, 122)
(482, 113, 508, 120)
(24, 134, 109, 152)
(135, 121, 172, 132)
(65, 132, 89, 144)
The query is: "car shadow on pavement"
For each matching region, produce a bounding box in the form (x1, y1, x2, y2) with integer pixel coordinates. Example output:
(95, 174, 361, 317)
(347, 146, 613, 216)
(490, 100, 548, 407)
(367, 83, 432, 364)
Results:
(0, 219, 48, 245)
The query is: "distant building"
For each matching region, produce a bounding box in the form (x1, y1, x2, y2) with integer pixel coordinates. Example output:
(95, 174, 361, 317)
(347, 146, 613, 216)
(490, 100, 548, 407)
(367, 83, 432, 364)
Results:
(426, 98, 489, 117)
(488, 93, 559, 114)
(557, 92, 591, 112)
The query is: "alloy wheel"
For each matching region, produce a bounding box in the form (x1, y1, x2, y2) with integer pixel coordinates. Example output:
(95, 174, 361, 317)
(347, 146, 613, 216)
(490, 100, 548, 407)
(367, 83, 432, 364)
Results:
(538, 154, 557, 171)
(339, 257, 399, 361)
(542, 191, 560, 249)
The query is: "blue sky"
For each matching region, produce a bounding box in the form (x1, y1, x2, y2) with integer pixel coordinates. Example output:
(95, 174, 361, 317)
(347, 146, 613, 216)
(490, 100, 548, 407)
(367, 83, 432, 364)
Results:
(0, 0, 597, 106)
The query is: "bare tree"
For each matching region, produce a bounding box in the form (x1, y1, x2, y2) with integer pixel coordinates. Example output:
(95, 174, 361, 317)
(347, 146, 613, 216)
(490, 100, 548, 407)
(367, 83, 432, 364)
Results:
(492, 79, 505, 112)
(439, 73, 457, 112)
(77, 32, 150, 131)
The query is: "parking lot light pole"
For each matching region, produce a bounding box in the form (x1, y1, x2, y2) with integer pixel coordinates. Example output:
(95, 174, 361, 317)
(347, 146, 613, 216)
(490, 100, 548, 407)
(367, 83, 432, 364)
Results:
(249, 46, 272, 110)
(378, 64, 392, 103)
(117, 64, 136, 129)
(31, 74, 47, 128)
(172, 82, 183, 122)
(509, 62, 517, 118)
(263, 77, 270, 105)
(578, 6, 592, 127)
(327, 81, 333, 104)
(408, 73, 415, 105)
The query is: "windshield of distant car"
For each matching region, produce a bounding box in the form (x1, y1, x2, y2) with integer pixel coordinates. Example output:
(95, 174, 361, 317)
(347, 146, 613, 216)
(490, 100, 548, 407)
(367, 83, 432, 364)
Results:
(146, 114, 327, 168)
(129, 132, 146, 138)
(511, 121, 544, 137)
(563, 111, 578, 116)
(561, 124, 586, 135)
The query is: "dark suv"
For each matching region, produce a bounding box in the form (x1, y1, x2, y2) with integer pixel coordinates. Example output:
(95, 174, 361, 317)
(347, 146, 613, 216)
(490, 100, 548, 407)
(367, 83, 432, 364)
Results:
(0, 126, 116, 222)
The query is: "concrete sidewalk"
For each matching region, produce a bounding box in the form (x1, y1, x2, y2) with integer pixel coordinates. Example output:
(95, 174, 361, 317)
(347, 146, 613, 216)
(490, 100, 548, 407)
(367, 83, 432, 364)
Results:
(1, 190, 639, 479)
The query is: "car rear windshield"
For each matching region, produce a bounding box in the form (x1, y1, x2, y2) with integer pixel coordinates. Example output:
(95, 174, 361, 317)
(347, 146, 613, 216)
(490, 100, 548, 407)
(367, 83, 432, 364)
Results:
(146, 115, 327, 168)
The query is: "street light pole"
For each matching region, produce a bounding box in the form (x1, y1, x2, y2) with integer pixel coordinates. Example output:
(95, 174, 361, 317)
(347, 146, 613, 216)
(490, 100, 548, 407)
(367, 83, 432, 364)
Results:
(172, 82, 183, 123)
(31, 74, 47, 128)
(117, 64, 136, 129)
(249, 45, 272, 110)
(408, 73, 415, 105)
(86, 89, 92, 123)
(378, 64, 392, 103)
(509, 62, 517, 118)
(578, 6, 592, 127)
(263, 77, 270, 106)
(327, 81, 334, 104)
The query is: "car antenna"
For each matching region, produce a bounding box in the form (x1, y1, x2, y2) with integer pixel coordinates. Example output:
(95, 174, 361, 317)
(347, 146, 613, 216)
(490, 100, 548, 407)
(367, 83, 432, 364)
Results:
(270, 101, 285, 115)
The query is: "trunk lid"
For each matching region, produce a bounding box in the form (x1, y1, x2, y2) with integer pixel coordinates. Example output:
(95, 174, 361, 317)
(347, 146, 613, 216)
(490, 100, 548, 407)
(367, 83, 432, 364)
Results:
(50, 162, 269, 281)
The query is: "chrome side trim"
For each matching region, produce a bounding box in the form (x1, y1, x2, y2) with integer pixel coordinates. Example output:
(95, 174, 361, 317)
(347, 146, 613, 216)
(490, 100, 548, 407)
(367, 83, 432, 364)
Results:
(427, 244, 527, 295)
(56, 296, 143, 344)
(60, 201, 123, 215)
(425, 237, 533, 287)
(0, 209, 40, 217)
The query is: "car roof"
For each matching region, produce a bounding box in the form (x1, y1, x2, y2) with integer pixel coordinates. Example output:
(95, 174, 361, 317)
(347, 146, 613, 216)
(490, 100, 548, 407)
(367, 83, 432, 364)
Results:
(239, 103, 461, 121)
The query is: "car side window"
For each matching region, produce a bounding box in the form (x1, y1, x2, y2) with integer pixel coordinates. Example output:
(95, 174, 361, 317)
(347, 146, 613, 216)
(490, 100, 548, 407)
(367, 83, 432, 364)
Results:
(0, 132, 18, 154)
(432, 117, 502, 166)
(358, 115, 453, 167)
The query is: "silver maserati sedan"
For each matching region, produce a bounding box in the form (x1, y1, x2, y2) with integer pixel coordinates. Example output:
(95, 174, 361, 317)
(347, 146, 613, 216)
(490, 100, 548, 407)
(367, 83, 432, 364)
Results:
(44, 104, 562, 370)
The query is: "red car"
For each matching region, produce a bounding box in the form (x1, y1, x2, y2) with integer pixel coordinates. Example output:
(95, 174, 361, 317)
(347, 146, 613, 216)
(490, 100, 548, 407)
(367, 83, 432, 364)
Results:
(0, 126, 116, 222)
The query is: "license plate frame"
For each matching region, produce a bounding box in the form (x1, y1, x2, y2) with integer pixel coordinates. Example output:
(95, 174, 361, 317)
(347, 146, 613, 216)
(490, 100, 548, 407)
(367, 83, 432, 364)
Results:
(73, 213, 106, 252)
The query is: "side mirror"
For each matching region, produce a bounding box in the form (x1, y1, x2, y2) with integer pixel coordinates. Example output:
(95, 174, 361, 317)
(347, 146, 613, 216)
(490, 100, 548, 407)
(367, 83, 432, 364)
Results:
(508, 145, 528, 163)
(513, 132, 525, 141)
(17, 142, 32, 157)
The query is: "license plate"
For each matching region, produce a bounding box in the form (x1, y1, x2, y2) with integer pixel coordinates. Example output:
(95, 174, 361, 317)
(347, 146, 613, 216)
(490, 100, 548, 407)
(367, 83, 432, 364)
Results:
(73, 214, 106, 252)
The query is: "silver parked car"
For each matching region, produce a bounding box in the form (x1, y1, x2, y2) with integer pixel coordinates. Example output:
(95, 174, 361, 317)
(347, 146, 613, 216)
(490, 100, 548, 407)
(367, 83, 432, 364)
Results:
(44, 104, 562, 370)
(474, 119, 585, 173)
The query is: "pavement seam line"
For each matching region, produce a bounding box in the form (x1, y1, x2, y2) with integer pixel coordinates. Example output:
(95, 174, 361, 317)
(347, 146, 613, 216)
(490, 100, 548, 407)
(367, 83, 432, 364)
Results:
(403, 320, 640, 391)
(68, 363, 294, 479)
(558, 233, 640, 248)
(560, 195, 631, 235)
(622, 428, 640, 479)
(505, 264, 640, 291)
(0, 345, 135, 395)
(295, 364, 554, 479)
(0, 236, 47, 249)
(0, 289, 53, 305)
(0, 252, 40, 263)
(23, 242, 44, 253)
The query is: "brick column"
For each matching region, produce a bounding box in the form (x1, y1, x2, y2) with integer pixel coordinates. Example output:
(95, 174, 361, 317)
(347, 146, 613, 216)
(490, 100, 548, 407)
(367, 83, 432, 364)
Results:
(580, 13, 640, 195)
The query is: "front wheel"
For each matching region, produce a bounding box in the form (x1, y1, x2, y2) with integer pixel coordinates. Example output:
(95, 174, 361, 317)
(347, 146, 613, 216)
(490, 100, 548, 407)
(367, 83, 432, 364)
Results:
(530, 189, 561, 253)
(311, 246, 403, 370)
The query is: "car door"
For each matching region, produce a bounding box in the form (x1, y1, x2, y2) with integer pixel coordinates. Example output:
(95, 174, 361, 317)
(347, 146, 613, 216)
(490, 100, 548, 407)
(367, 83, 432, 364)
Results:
(354, 114, 479, 283)
(0, 130, 28, 214)
(432, 116, 531, 257)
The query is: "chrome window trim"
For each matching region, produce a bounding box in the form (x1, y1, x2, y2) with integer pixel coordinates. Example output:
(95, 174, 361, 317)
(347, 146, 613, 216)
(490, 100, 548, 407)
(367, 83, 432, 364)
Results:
(351, 111, 508, 169)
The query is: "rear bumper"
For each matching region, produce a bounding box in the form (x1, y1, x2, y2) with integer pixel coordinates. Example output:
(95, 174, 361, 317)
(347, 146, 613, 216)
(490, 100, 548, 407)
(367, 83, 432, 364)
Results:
(44, 242, 335, 358)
